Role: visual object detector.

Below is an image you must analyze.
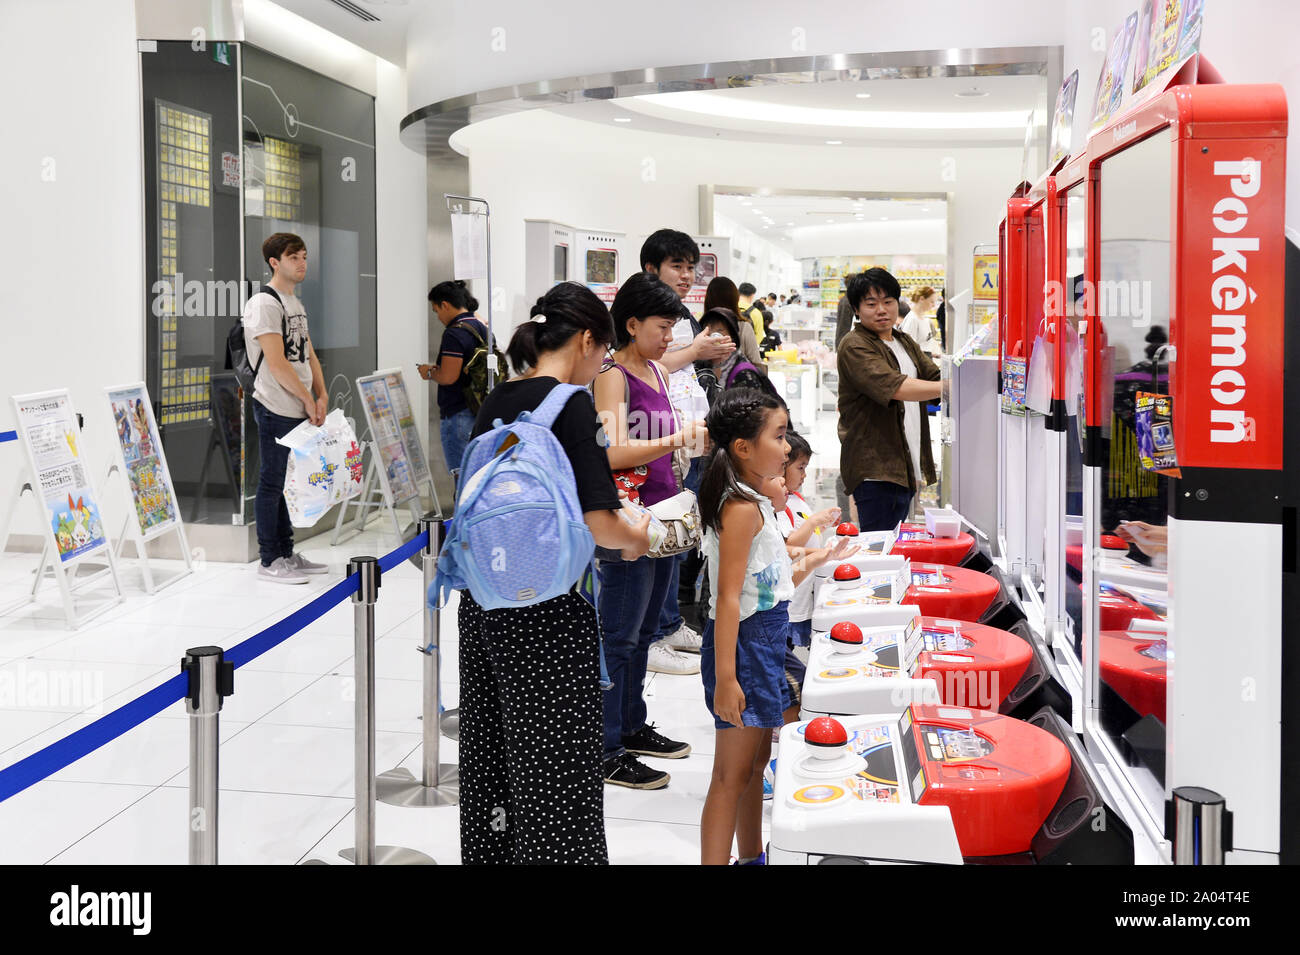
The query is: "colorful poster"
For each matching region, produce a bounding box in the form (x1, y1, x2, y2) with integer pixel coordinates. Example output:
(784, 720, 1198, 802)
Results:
(357, 375, 419, 504)
(108, 385, 179, 537)
(1091, 12, 1140, 131)
(381, 371, 432, 486)
(972, 254, 999, 301)
(1049, 70, 1079, 168)
(12, 391, 109, 564)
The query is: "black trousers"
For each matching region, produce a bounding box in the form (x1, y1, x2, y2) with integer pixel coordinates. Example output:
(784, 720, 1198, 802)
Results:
(457, 590, 608, 865)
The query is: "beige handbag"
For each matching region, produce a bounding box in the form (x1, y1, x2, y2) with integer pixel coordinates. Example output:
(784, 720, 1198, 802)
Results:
(647, 403, 702, 558)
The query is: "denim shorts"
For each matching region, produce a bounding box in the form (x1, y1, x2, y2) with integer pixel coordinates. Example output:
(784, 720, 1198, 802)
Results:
(702, 601, 795, 730)
(788, 619, 813, 647)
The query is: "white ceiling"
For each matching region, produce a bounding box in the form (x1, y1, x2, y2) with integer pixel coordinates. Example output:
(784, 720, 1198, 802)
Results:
(717, 194, 947, 256)
(268, 0, 426, 65)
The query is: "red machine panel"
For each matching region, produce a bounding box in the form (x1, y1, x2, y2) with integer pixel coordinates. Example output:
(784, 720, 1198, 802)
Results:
(903, 563, 1001, 622)
(891, 523, 976, 565)
(914, 618, 1033, 708)
(908, 705, 1072, 858)
(1099, 630, 1168, 718)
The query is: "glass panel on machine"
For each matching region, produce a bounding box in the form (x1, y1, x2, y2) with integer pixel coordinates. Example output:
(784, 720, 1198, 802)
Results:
(1095, 128, 1172, 810)
(1062, 184, 1086, 658)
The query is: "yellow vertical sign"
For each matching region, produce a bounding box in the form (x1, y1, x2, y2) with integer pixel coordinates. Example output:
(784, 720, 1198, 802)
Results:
(973, 254, 999, 301)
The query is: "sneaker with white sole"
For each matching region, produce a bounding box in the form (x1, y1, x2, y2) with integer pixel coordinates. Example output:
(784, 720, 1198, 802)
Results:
(286, 552, 329, 575)
(257, 556, 309, 585)
(647, 640, 700, 675)
(662, 622, 702, 653)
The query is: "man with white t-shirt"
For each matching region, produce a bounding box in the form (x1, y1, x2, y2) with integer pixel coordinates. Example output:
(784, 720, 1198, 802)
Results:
(243, 232, 330, 584)
(836, 268, 942, 531)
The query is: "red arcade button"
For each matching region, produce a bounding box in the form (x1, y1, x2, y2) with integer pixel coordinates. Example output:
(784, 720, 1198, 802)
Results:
(836, 522, 860, 536)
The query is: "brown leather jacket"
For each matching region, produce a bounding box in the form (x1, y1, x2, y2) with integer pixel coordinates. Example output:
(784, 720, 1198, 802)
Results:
(836, 324, 940, 492)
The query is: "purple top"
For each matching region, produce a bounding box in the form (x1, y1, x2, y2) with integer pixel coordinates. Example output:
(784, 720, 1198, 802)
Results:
(606, 360, 681, 506)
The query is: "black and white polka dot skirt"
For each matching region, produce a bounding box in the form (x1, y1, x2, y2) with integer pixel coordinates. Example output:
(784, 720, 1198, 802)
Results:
(457, 589, 608, 865)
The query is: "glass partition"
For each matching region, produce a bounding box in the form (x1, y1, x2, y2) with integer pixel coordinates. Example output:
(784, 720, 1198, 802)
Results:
(240, 47, 377, 523)
(1094, 127, 1172, 814)
(1062, 183, 1086, 658)
(1022, 204, 1048, 592)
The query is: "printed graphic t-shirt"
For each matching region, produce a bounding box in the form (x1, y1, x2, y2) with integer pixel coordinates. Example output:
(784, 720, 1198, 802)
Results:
(244, 290, 313, 419)
(703, 482, 795, 622)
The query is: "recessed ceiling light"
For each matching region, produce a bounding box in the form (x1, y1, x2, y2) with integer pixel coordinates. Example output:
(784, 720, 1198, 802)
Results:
(855, 92, 871, 99)
(786, 222, 794, 226)
(879, 216, 889, 220)
(954, 88, 990, 99)
(921, 206, 931, 212)
(613, 116, 632, 123)
(826, 218, 834, 223)
(825, 140, 843, 145)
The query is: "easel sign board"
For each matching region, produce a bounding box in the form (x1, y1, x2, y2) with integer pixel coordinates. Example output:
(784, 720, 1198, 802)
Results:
(377, 369, 432, 487)
(357, 373, 420, 505)
(106, 383, 181, 541)
(10, 390, 110, 565)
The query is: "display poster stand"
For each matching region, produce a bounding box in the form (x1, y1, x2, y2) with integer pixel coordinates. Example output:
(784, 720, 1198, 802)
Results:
(3, 390, 123, 628)
(333, 370, 442, 545)
(104, 382, 193, 594)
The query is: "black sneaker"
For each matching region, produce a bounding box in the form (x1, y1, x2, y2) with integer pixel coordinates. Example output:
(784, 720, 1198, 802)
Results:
(603, 752, 669, 790)
(622, 723, 692, 759)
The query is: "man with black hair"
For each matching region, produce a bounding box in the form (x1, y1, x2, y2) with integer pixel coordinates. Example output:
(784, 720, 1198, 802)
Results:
(837, 267, 942, 531)
(638, 228, 734, 673)
(737, 282, 765, 347)
(244, 232, 329, 584)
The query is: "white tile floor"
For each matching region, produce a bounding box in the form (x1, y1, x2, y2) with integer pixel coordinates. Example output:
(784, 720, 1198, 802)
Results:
(0, 412, 870, 865)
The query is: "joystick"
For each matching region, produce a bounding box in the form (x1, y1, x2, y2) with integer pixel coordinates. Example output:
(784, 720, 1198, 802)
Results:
(804, 717, 850, 760)
(829, 621, 864, 654)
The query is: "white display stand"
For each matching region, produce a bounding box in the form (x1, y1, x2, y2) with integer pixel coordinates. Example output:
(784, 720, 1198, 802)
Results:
(103, 383, 193, 594)
(4, 390, 123, 628)
(333, 369, 441, 544)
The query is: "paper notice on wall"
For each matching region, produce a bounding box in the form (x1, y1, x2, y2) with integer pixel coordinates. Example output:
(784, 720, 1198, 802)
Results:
(450, 211, 487, 280)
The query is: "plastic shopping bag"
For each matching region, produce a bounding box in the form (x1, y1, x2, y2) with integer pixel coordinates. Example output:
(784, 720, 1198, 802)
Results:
(277, 408, 364, 527)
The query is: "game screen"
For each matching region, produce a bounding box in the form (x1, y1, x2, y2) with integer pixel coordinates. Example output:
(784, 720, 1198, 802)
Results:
(553, 243, 568, 282)
(695, 252, 717, 284)
(586, 249, 617, 284)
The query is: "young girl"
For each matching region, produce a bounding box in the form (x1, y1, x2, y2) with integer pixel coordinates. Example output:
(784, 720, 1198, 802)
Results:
(776, 430, 844, 647)
(458, 282, 651, 865)
(698, 387, 791, 865)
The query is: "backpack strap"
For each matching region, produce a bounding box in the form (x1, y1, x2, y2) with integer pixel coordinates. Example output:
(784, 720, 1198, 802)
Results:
(525, 382, 585, 431)
(250, 285, 292, 378)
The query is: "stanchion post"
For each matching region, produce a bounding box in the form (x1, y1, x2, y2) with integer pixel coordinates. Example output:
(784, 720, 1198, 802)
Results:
(349, 556, 381, 865)
(183, 645, 233, 865)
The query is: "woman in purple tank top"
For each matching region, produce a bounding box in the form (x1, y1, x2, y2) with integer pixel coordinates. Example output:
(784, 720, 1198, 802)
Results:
(592, 273, 706, 790)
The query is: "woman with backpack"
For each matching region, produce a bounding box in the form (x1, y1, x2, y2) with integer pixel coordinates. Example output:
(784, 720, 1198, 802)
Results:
(418, 279, 498, 478)
(456, 281, 651, 865)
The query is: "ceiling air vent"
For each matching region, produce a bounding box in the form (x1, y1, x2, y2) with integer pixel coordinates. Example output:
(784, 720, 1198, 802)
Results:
(326, 0, 381, 22)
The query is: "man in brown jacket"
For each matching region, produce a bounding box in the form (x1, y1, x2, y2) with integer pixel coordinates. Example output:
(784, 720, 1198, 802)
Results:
(837, 268, 943, 530)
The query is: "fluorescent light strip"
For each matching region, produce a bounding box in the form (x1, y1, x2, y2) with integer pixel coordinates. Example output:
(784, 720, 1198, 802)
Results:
(628, 91, 1029, 130)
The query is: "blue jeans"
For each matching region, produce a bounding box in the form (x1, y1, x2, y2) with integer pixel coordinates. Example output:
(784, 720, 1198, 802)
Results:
(597, 555, 675, 759)
(253, 401, 306, 567)
(852, 479, 914, 532)
(440, 407, 475, 478)
(656, 455, 704, 638)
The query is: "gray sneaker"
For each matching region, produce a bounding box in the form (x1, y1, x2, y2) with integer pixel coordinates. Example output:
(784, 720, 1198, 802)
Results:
(257, 556, 309, 585)
(286, 552, 329, 575)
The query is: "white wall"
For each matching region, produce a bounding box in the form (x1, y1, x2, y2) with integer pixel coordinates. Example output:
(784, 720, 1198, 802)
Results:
(713, 214, 801, 292)
(0, 0, 145, 540)
(793, 220, 946, 258)
(457, 109, 1021, 332)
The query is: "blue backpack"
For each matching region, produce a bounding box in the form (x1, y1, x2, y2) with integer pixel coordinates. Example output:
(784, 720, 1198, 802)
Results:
(431, 383, 596, 611)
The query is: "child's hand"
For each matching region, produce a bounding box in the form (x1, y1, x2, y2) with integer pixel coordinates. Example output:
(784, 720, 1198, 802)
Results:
(714, 678, 747, 727)
(828, 538, 860, 562)
(811, 507, 842, 528)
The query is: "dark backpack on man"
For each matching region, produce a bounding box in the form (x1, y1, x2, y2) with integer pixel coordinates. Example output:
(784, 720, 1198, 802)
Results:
(226, 285, 289, 392)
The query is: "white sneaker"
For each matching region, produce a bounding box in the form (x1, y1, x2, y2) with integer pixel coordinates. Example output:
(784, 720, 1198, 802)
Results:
(647, 640, 700, 675)
(662, 622, 702, 653)
(286, 552, 329, 575)
(257, 556, 309, 585)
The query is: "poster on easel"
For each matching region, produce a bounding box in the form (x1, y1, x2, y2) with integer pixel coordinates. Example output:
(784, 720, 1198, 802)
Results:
(12, 391, 109, 564)
(379, 370, 432, 488)
(107, 384, 181, 538)
(356, 373, 420, 505)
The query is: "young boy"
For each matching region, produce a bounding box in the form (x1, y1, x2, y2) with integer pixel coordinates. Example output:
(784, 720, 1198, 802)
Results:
(776, 431, 843, 647)
(244, 232, 329, 584)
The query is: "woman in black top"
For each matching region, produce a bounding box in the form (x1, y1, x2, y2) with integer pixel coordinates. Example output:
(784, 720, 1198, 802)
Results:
(458, 282, 650, 865)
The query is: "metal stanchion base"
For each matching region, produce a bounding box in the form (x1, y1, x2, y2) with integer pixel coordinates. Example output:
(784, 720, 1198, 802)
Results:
(339, 845, 437, 865)
(440, 707, 460, 741)
(375, 766, 460, 808)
